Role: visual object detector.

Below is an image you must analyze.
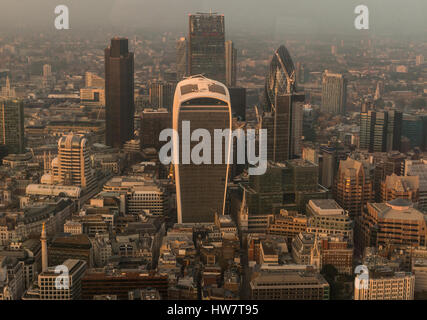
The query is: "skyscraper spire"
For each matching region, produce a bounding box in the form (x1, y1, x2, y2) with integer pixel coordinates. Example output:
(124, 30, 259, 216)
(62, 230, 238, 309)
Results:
(41, 222, 48, 272)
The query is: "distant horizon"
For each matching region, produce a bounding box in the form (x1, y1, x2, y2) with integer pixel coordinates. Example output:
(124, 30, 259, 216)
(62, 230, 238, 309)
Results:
(0, 0, 426, 37)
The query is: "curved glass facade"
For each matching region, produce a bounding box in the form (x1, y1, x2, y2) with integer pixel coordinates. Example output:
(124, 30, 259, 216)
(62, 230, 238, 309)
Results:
(264, 45, 296, 112)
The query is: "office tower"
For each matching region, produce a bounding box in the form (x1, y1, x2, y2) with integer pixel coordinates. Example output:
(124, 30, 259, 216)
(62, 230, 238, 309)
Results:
(38, 259, 87, 300)
(148, 81, 174, 111)
(361, 108, 402, 152)
(354, 269, 415, 300)
(41, 223, 48, 272)
(321, 70, 347, 114)
(263, 45, 304, 161)
(250, 268, 330, 300)
(416, 55, 424, 66)
(302, 105, 315, 141)
(188, 13, 226, 82)
(228, 87, 246, 120)
(173, 75, 231, 223)
(404, 159, 427, 212)
(52, 133, 95, 190)
(105, 37, 134, 148)
(306, 199, 353, 240)
(357, 199, 427, 253)
(319, 145, 336, 188)
(334, 157, 374, 219)
(140, 108, 171, 150)
(0, 99, 24, 154)
(386, 110, 402, 152)
(126, 183, 168, 216)
(380, 174, 419, 204)
(359, 107, 375, 151)
(372, 111, 388, 152)
(81, 270, 168, 299)
(402, 114, 423, 150)
(225, 40, 237, 87)
(176, 37, 188, 81)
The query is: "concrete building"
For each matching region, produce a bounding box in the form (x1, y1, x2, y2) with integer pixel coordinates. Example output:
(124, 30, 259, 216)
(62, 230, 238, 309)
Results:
(51, 133, 95, 190)
(357, 199, 427, 253)
(306, 199, 353, 240)
(381, 174, 419, 204)
(321, 70, 347, 114)
(38, 259, 87, 300)
(334, 157, 374, 219)
(250, 268, 329, 300)
(354, 269, 415, 300)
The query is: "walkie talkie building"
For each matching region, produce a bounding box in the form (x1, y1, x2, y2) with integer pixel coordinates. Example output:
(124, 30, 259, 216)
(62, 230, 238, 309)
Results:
(173, 75, 231, 223)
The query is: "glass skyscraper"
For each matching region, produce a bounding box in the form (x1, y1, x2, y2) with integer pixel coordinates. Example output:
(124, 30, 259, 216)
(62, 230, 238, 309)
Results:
(188, 13, 226, 83)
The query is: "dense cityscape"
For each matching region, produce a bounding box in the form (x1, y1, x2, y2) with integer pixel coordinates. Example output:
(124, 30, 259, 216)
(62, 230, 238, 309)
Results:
(1, 5, 427, 303)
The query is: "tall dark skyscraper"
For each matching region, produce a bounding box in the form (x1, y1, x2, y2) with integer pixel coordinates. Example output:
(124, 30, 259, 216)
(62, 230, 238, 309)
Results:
(0, 99, 24, 154)
(225, 40, 237, 87)
(360, 107, 402, 153)
(188, 13, 226, 83)
(105, 38, 134, 148)
(263, 45, 304, 161)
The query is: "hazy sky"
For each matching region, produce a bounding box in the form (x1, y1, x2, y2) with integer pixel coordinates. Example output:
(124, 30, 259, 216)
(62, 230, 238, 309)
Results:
(0, 0, 426, 36)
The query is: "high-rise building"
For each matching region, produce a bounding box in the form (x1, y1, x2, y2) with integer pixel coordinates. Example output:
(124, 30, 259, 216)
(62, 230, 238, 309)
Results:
(263, 45, 304, 161)
(225, 40, 237, 87)
(188, 13, 226, 82)
(402, 114, 423, 150)
(404, 159, 427, 212)
(149, 81, 174, 111)
(173, 75, 231, 223)
(359, 103, 374, 151)
(52, 133, 95, 190)
(140, 108, 171, 151)
(360, 108, 402, 152)
(386, 110, 402, 152)
(176, 37, 188, 81)
(105, 37, 134, 148)
(380, 174, 419, 204)
(372, 111, 388, 152)
(228, 87, 246, 120)
(321, 70, 347, 114)
(334, 157, 374, 219)
(0, 99, 24, 154)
